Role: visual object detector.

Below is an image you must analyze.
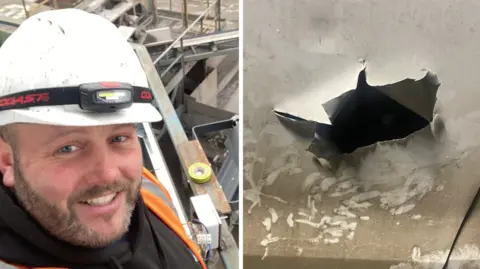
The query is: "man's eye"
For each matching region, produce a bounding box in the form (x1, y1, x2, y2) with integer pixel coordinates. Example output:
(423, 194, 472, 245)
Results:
(111, 136, 127, 143)
(56, 145, 79, 154)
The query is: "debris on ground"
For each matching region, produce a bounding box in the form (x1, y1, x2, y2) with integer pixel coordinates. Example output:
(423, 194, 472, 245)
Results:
(287, 213, 294, 228)
(321, 177, 337, 192)
(295, 219, 322, 228)
(308, 233, 324, 244)
(411, 214, 422, 220)
(324, 237, 340, 244)
(264, 165, 303, 186)
(347, 231, 355, 240)
(334, 206, 357, 218)
(261, 247, 269, 260)
(295, 247, 303, 256)
(262, 217, 272, 232)
(390, 244, 480, 269)
(268, 208, 279, 223)
(330, 186, 359, 197)
(260, 233, 282, 246)
(390, 204, 416, 215)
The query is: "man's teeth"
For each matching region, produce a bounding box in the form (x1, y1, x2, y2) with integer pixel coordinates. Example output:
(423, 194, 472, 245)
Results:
(84, 193, 116, 206)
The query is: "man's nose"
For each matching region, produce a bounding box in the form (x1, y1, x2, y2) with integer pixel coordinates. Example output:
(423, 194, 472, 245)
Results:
(87, 148, 118, 185)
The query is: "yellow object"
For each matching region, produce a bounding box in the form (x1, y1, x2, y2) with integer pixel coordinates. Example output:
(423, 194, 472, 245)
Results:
(188, 163, 212, 184)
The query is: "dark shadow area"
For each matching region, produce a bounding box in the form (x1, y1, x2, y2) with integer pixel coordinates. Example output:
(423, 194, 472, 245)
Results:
(328, 70, 431, 154)
(275, 69, 440, 159)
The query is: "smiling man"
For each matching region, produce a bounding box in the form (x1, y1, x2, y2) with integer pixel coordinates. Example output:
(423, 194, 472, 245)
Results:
(0, 8, 206, 269)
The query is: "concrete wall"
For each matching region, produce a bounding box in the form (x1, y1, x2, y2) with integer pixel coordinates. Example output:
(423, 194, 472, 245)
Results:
(244, 0, 480, 268)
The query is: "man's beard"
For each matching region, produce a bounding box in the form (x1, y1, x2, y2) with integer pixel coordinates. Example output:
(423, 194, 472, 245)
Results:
(12, 157, 141, 248)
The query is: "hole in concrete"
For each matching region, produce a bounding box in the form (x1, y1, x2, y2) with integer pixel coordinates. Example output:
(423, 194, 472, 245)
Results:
(323, 69, 439, 154)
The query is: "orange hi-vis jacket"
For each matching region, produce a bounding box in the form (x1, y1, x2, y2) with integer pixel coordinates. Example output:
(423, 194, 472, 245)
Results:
(0, 168, 208, 269)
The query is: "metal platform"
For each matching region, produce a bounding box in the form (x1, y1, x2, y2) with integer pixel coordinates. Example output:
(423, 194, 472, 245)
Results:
(172, 29, 238, 48)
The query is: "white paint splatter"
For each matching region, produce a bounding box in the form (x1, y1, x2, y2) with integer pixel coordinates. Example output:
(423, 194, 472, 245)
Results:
(295, 214, 335, 228)
(341, 222, 358, 231)
(356, 141, 439, 207)
(313, 193, 322, 203)
(380, 187, 410, 208)
(295, 219, 322, 228)
(321, 177, 337, 191)
(411, 214, 422, 220)
(295, 247, 303, 256)
(262, 217, 272, 232)
(405, 169, 435, 200)
(260, 233, 280, 246)
(350, 191, 381, 203)
(244, 182, 287, 214)
(342, 200, 373, 210)
(244, 188, 262, 214)
(308, 233, 323, 244)
(360, 216, 370, 221)
(324, 227, 344, 237)
(268, 208, 278, 223)
(330, 215, 347, 223)
(389, 262, 413, 269)
(342, 190, 380, 210)
(324, 237, 340, 244)
(330, 186, 359, 197)
(261, 247, 269, 260)
(390, 204, 416, 215)
(315, 157, 333, 170)
(310, 199, 318, 220)
(302, 172, 323, 193)
(347, 231, 355, 240)
(338, 179, 354, 190)
(388, 244, 480, 269)
(297, 212, 310, 218)
(260, 192, 288, 203)
(320, 216, 333, 225)
(287, 213, 294, 228)
(334, 206, 357, 218)
(264, 165, 302, 186)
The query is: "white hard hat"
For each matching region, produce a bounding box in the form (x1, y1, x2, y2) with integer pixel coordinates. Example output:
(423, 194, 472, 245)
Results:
(0, 9, 162, 126)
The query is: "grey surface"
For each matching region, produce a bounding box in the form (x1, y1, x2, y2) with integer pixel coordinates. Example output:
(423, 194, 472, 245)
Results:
(217, 120, 239, 206)
(244, 0, 480, 268)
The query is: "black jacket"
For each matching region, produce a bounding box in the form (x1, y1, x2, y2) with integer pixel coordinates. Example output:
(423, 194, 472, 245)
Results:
(0, 176, 202, 269)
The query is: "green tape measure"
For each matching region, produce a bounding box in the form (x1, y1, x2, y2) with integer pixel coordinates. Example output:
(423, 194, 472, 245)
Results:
(188, 162, 212, 184)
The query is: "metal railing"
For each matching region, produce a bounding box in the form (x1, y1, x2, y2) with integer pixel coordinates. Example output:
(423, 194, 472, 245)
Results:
(152, 0, 222, 105)
(152, 0, 221, 66)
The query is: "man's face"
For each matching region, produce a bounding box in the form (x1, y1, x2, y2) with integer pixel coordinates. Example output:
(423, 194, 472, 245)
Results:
(0, 123, 143, 248)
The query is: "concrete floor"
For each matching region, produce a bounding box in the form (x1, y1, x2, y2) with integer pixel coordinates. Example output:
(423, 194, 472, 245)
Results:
(243, 1, 480, 268)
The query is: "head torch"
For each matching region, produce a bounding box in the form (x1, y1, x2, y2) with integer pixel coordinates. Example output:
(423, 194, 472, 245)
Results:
(0, 82, 154, 113)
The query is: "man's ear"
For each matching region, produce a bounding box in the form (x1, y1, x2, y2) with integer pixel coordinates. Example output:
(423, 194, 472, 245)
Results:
(0, 138, 14, 187)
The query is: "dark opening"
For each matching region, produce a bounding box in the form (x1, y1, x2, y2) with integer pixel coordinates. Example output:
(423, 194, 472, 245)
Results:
(326, 70, 431, 154)
(183, 60, 208, 95)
